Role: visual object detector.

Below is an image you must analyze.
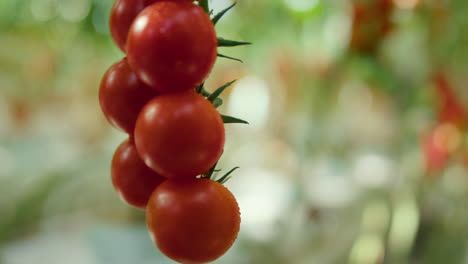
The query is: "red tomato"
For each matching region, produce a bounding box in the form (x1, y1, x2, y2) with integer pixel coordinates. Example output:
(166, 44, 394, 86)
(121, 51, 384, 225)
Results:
(127, 1, 217, 92)
(110, 0, 192, 52)
(433, 73, 466, 127)
(112, 138, 166, 209)
(422, 127, 450, 173)
(146, 178, 240, 264)
(99, 58, 158, 134)
(135, 90, 225, 178)
(349, 0, 394, 53)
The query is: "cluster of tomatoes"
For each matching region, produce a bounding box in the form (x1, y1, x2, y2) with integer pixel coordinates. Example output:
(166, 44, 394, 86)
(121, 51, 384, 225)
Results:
(98, 0, 246, 263)
(423, 72, 467, 174)
(350, 0, 394, 53)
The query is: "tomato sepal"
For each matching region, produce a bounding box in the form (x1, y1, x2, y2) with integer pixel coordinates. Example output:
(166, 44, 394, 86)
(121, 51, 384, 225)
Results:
(218, 37, 251, 47)
(207, 80, 236, 102)
(221, 114, 249, 124)
(212, 2, 236, 25)
(218, 53, 243, 63)
(198, 0, 210, 13)
(215, 166, 239, 184)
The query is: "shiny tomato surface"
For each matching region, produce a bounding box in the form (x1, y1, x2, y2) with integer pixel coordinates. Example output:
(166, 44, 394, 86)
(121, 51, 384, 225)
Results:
(99, 58, 158, 134)
(112, 138, 166, 209)
(135, 90, 224, 178)
(110, 0, 192, 52)
(146, 178, 240, 264)
(127, 1, 217, 91)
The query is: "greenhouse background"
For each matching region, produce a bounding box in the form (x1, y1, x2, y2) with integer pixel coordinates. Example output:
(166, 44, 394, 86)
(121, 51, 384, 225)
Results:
(1, 0, 468, 263)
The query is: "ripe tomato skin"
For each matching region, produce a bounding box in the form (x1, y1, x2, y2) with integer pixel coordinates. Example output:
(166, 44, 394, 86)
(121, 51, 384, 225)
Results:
(110, 0, 192, 52)
(110, 0, 150, 52)
(127, 1, 217, 92)
(112, 138, 166, 209)
(99, 58, 158, 134)
(146, 178, 240, 264)
(135, 90, 225, 178)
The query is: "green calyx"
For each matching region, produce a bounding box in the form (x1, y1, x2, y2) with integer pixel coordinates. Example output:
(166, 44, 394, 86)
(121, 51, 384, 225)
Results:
(198, 0, 210, 14)
(198, 2, 248, 62)
(218, 53, 243, 63)
(212, 2, 236, 25)
(207, 80, 236, 102)
(216, 167, 239, 184)
(195, 0, 248, 185)
(218, 37, 251, 47)
(195, 81, 249, 125)
(220, 114, 249, 124)
(202, 161, 240, 184)
(198, 0, 236, 25)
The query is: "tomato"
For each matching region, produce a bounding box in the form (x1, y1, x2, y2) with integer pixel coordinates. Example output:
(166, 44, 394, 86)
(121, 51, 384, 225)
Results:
(127, 1, 217, 92)
(112, 138, 166, 209)
(422, 126, 450, 174)
(433, 73, 466, 127)
(99, 58, 158, 134)
(349, 0, 394, 53)
(135, 90, 224, 178)
(146, 178, 240, 264)
(110, 0, 192, 52)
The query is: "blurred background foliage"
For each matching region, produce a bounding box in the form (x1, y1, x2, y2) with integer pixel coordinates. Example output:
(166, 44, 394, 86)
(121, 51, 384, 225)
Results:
(1, 0, 468, 263)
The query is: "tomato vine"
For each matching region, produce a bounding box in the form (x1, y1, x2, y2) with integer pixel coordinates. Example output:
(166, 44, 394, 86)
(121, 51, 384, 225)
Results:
(99, 0, 249, 263)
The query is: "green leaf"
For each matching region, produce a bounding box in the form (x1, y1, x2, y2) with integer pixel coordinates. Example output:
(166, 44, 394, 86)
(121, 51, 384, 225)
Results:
(207, 80, 236, 102)
(199, 0, 210, 14)
(218, 37, 251, 47)
(216, 167, 239, 184)
(221, 114, 249, 124)
(218, 53, 243, 63)
(212, 2, 236, 25)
